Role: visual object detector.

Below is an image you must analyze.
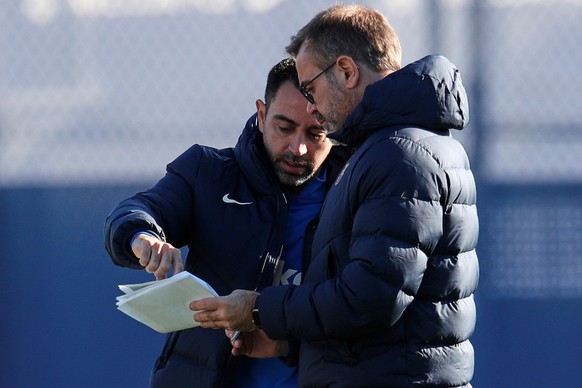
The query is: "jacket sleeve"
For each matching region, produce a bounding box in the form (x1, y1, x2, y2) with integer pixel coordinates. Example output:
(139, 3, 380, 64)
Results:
(259, 135, 446, 340)
(103, 145, 202, 268)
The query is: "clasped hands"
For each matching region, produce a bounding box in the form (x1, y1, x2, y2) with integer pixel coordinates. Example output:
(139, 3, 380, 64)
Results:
(189, 290, 288, 358)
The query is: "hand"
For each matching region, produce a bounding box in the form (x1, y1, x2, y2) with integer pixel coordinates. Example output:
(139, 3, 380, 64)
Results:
(131, 233, 184, 280)
(227, 329, 288, 358)
(190, 290, 259, 332)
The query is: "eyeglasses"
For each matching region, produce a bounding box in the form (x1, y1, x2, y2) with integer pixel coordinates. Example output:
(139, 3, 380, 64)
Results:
(299, 61, 336, 104)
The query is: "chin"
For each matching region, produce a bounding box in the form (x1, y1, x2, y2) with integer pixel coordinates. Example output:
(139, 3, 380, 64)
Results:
(283, 174, 313, 188)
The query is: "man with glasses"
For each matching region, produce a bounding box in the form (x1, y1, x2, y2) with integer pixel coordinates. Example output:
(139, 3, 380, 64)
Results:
(103, 58, 349, 387)
(191, 4, 479, 387)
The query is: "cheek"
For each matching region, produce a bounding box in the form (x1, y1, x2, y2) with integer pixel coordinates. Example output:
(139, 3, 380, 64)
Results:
(268, 139, 294, 159)
(311, 145, 332, 165)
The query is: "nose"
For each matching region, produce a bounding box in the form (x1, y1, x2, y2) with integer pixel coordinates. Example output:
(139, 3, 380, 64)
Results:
(289, 135, 308, 156)
(306, 101, 317, 114)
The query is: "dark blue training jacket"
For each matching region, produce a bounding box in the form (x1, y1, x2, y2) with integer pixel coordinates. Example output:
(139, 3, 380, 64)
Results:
(259, 55, 479, 387)
(104, 115, 349, 387)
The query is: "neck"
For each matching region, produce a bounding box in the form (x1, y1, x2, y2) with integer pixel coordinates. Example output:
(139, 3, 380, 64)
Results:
(284, 185, 303, 198)
(360, 65, 390, 88)
(283, 167, 325, 198)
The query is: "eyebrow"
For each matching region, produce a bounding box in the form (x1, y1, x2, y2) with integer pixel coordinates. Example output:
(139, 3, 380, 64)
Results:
(272, 114, 325, 132)
(272, 114, 298, 127)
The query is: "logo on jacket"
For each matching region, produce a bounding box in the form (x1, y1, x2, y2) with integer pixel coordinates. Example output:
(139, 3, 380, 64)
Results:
(222, 193, 253, 205)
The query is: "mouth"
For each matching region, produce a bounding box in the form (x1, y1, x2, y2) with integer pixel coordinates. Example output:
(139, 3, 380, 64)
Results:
(280, 160, 308, 175)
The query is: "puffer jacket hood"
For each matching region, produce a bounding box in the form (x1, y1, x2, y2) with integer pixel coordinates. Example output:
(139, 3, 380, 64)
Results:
(331, 55, 469, 146)
(234, 114, 279, 195)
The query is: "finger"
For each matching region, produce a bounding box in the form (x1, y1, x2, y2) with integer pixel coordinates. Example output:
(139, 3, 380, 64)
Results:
(230, 333, 247, 356)
(145, 243, 163, 275)
(192, 311, 212, 325)
(153, 246, 173, 280)
(172, 252, 184, 274)
(138, 253, 150, 269)
(231, 333, 245, 356)
(189, 297, 219, 311)
(132, 235, 155, 267)
(198, 319, 226, 329)
(231, 342, 246, 356)
(135, 241, 152, 268)
(155, 247, 182, 279)
(192, 311, 213, 327)
(194, 309, 231, 330)
(192, 309, 221, 324)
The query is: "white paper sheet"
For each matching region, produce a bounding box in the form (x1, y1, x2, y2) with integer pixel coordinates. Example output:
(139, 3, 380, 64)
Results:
(116, 271, 218, 333)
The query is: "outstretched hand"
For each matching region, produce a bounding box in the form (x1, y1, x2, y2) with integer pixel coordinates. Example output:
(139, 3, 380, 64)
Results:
(190, 290, 259, 332)
(131, 233, 184, 280)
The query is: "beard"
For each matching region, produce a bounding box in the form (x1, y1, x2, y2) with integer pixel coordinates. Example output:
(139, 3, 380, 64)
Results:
(273, 154, 317, 187)
(318, 75, 354, 133)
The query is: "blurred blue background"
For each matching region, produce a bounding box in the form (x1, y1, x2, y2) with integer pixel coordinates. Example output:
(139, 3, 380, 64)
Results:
(2, 0, 582, 386)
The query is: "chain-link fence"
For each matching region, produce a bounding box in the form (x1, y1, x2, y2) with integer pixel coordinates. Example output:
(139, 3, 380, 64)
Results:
(1, 0, 582, 297)
(468, 0, 582, 299)
(0, 0, 458, 185)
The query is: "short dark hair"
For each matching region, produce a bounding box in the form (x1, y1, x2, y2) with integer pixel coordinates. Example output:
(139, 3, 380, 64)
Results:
(286, 5, 401, 73)
(264, 58, 299, 110)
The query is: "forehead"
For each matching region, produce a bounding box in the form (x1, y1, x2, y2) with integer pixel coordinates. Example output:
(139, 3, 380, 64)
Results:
(267, 82, 319, 126)
(294, 46, 319, 85)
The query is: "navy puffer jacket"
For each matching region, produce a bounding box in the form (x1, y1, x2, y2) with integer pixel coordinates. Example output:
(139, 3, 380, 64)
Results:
(259, 55, 479, 387)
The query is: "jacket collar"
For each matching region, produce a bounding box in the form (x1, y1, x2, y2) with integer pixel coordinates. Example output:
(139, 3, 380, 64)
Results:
(330, 55, 469, 147)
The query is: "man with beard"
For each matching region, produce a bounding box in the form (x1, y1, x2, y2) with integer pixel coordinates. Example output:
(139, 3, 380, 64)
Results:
(103, 58, 350, 387)
(190, 5, 479, 387)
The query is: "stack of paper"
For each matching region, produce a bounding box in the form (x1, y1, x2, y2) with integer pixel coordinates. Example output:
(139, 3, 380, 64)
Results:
(116, 271, 218, 333)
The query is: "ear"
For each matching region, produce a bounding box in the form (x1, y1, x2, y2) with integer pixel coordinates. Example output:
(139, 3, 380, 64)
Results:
(255, 99, 267, 133)
(336, 56, 360, 89)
